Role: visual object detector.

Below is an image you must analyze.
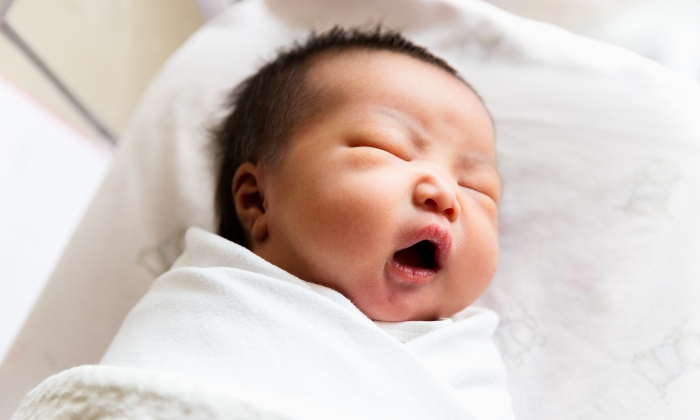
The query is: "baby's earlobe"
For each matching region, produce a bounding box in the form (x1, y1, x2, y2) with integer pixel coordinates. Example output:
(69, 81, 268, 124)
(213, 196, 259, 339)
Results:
(251, 217, 268, 242)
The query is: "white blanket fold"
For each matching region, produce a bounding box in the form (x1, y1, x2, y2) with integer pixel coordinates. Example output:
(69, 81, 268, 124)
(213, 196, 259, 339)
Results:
(14, 227, 514, 419)
(12, 365, 309, 420)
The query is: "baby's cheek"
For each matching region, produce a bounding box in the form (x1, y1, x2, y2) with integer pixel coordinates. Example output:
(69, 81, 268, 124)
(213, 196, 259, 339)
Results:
(309, 173, 396, 258)
(463, 190, 499, 230)
(464, 221, 499, 287)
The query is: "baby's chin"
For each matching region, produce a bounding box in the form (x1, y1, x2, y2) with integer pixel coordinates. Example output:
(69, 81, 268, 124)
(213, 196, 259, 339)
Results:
(363, 305, 447, 322)
(348, 287, 464, 322)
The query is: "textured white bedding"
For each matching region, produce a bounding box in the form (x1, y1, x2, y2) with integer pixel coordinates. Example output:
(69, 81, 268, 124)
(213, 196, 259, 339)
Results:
(14, 227, 514, 419)
(2, 0, 700, 418)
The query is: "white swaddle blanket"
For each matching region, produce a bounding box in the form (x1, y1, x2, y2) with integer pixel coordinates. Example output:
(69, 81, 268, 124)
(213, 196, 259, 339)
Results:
(13, 227, 515, 419)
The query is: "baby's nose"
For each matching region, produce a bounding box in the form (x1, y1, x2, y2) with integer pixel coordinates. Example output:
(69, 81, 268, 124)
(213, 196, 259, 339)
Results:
(413, 176, 460, 221)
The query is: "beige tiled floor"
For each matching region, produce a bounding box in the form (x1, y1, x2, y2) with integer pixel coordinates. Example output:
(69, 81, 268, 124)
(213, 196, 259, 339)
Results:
(0, 0, 204, 141)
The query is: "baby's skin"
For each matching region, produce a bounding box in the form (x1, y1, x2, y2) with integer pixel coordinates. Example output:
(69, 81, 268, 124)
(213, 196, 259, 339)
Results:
(232, 48, 501, 322)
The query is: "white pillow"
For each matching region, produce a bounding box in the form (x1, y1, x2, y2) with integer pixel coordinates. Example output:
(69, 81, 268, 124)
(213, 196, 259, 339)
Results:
(2, 0, 699, 418)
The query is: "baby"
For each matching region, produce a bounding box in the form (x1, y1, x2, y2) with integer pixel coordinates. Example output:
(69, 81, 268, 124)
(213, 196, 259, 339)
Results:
(211, 26, 500, 322)
(13, 27, 513, 420)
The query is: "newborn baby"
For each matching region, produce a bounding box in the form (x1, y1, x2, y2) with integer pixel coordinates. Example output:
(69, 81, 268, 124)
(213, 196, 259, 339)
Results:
(27, 27, 513, 420)
(212, 26, 500, 323)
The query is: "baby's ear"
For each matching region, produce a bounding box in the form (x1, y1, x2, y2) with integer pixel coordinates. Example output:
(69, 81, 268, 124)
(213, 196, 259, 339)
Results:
(232, 162, 268, 244)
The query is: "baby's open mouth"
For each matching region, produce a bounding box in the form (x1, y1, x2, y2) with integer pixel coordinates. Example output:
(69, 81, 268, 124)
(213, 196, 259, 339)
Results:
(389, 225, 451, 281)
(393, 240, 438, 271)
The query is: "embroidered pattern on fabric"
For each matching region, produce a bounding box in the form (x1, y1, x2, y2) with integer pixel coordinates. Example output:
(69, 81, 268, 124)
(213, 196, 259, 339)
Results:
(633, 327, 700, 396)
(625, 159, 682, 216)
(137, 228, 187, 277)
(494, 305, 546, 366)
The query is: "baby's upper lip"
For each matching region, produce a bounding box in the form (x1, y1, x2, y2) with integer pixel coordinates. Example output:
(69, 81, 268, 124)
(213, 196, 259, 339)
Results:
(397, 223, 452, 269)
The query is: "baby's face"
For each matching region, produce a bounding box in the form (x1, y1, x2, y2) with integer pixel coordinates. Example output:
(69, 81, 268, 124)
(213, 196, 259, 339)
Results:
(251, 49, 500, 321)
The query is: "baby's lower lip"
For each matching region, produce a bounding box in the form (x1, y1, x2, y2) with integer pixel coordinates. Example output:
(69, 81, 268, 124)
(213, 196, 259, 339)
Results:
(387, 258, 438, 285)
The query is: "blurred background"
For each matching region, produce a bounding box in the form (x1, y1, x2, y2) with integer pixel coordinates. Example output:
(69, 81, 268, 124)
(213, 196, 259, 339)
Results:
(0, 0, 698, 363)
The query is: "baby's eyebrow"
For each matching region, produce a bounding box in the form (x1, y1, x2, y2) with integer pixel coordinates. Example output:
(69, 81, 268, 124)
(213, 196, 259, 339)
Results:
(456, 153, 502, 186)
(371, 107, 428, 147)
(455, 152, 496, 168)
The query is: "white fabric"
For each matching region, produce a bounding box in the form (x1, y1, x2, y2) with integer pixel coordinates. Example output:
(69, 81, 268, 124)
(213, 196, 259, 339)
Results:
(92, 227, 514, 420)
(3, 0, 700, 418)
(45, 228, 513, 420)
(376, 318, 454, 344)
(11, 365, 305, 420)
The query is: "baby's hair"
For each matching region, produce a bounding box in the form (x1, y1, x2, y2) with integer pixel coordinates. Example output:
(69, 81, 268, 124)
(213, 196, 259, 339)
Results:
(212, 26, 465, 247)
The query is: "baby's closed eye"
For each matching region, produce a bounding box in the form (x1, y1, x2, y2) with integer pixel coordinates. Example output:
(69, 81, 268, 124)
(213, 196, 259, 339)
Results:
(458, 177, 501, 205)
(347, 132, 412, 160)
(344, 143, 399, 169)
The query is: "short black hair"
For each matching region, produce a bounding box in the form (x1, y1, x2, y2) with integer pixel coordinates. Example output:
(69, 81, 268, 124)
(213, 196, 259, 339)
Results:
(211, 26, 464, 247)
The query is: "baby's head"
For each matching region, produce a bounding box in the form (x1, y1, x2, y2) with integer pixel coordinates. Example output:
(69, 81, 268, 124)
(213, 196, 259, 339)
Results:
(212, 27, 500, 322)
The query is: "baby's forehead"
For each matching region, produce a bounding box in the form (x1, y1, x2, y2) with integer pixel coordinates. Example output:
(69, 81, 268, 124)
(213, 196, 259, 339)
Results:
(305, 50, 488, 119)
(303, 48, 468, 97)
(299, 49, 495, 154)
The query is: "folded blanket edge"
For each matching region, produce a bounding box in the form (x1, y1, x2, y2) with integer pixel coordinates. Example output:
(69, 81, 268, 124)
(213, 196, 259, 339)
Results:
(11, 364, 322, 420)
